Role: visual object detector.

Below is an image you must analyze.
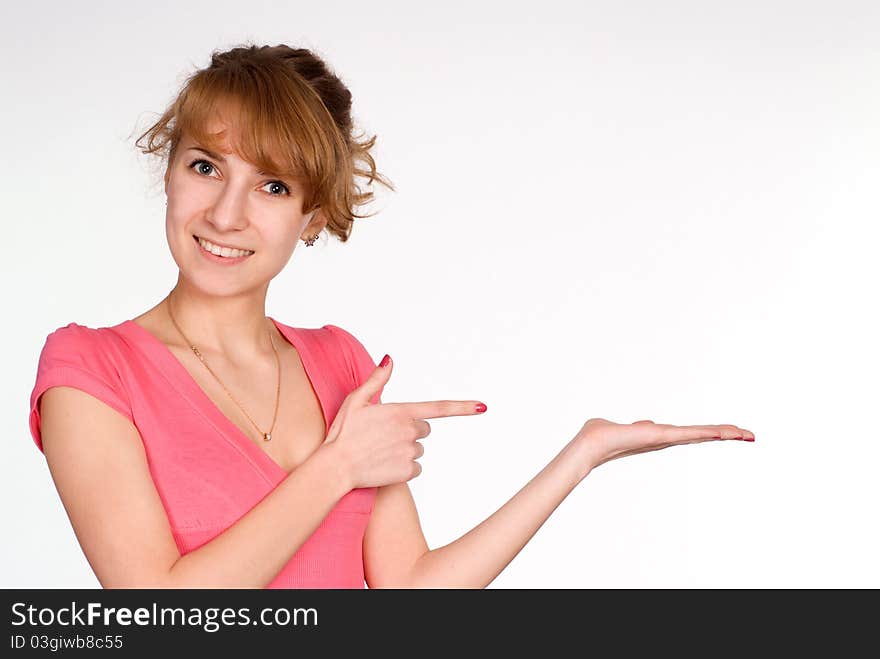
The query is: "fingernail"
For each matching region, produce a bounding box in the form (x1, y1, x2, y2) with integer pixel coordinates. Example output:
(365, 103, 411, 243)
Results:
(379, 354, 390, 368)
(474, 402, 487, 413)
(744, 437, 755, 442)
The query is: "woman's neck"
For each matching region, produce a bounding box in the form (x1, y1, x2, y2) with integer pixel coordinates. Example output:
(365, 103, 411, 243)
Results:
(157, 286, 280, 364)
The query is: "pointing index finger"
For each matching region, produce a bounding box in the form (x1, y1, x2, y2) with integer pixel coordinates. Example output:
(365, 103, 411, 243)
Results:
(389, 400, 488, 419)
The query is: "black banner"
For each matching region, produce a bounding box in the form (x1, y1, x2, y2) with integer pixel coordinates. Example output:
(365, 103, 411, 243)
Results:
(1, 589, 872, 654)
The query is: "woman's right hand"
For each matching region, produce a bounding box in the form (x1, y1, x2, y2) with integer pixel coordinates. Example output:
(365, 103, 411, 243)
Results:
(322, 355, 487, 490)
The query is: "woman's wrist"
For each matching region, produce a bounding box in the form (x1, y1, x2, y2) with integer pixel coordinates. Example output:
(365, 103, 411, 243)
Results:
(564, 434, 600, 483)
(311, 440, 355, 494)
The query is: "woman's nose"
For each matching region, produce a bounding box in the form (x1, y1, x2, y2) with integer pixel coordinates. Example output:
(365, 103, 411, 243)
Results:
(206, 184, 251, 230)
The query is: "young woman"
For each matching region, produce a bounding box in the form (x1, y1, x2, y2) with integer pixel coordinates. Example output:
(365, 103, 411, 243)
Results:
(28, 43, 754, 589)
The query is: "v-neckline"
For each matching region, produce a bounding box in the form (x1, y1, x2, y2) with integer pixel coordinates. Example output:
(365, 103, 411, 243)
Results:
(114, 316, 330, 483)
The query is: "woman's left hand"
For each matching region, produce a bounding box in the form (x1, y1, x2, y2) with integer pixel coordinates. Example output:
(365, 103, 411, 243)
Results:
(573, 417, 755, 470)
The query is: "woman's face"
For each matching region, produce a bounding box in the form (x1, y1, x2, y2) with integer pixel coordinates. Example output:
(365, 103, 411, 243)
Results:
(163, 120, 323, 297)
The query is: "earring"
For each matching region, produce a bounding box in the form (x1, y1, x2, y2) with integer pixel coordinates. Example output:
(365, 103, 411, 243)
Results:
(303, 235, 317, 247)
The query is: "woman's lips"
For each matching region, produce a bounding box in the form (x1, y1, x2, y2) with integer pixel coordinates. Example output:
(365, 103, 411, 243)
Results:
(193, 235, 254, 265)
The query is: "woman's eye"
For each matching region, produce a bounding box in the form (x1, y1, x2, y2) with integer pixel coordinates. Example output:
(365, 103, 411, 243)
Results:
(187, 159, 289, 197)
(188, 159, 218, 177)
(262, 181, 290, 197)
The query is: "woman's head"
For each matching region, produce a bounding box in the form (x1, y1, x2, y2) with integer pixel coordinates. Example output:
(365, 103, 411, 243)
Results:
(134, 43, 392, 295)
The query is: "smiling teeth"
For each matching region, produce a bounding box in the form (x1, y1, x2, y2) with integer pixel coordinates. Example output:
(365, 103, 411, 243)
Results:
(197, 236, 254, 258)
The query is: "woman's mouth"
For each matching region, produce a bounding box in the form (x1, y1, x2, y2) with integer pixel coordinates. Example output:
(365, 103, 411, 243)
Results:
(193, 235, 254, 264)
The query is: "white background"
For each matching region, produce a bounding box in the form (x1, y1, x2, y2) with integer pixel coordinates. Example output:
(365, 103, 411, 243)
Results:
(2, 0, 878, 588)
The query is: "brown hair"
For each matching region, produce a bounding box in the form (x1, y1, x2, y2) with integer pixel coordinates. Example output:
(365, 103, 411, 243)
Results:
(134, 43, 394, 243)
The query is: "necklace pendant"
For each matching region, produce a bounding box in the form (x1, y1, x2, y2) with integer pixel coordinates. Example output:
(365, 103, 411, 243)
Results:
(263, 432, 272, 442)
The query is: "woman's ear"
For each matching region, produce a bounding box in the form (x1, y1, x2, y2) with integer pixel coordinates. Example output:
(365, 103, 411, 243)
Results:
(306, 207, 328, 233)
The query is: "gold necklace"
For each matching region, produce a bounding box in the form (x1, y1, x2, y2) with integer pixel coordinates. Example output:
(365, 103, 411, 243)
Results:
(166, 296, 282, 442)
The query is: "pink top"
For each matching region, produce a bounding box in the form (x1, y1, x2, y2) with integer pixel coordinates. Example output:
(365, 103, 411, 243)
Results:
(28, 318, 382, 589)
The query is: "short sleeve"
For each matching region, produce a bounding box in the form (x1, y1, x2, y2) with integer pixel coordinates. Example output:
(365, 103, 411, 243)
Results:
(324, 324, 384, 406)
(28, 323, 134, 454)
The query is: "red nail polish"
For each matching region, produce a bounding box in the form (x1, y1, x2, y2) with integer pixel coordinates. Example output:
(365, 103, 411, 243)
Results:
(475, 403, 487, 413)
(379, 354, 390, 368)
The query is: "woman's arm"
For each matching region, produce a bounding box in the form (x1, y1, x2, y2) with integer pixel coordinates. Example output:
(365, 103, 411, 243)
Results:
(402, 419, 752, 588)
(167, 445, 351, 588)
(405, 438, 592, 588)
(40, 385, 352, 588)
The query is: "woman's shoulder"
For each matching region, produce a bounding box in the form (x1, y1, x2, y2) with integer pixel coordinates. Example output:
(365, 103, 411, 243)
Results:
(322, 323, 380, 382)
(34, 320, 138, 398)
(30, 320, 134, 453)
(40, 321, 106, 356)
(273, 319, 379, 383)
(271, 318, 362, 350)
(285, 321, 374, 360)
(322, 323, 366, 348)
(38, 320, 129, 363)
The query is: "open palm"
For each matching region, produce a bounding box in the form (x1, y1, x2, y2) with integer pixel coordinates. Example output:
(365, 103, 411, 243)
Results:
(578, 417, 755, 469)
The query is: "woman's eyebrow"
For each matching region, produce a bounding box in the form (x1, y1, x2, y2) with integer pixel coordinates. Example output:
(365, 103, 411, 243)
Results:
(185, 146, 281, 177)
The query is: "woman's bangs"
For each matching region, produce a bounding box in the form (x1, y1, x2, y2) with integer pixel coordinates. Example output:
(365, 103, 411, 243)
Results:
(177, 89, 303, 180)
